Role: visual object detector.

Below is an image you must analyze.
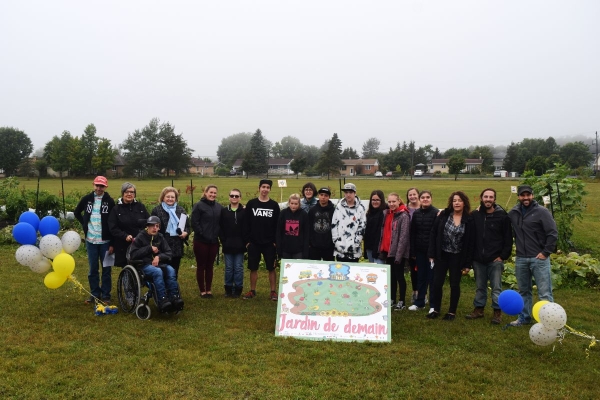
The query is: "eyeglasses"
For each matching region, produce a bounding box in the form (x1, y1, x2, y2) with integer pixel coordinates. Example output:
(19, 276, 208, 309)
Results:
(304, 188, 313, 191)
(229, 194, 240, 198)
(124, 190, 135, 194)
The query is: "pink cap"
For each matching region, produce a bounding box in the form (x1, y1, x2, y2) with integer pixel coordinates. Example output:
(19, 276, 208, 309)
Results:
(93, 176, 108, 187)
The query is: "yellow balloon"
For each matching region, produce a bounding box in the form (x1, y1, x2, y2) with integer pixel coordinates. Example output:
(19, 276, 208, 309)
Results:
(52, 253, 75, 277)
(44, 271, 68, 289)
(532, 300, 550, 323)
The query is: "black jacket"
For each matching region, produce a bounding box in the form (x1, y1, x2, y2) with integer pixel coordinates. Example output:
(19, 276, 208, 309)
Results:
(74, 191, 115, 242)
(410, 205, 439, 256)
(129, 230, 172, 266)
(191, 197, 223, 244)
(472, 204, 513, 263)
(307, 201, 335, 250)
(363, 207, 386, 258)
(508, 200, 558, 258)
(108, 199, 149, 267)
(219, 205, 246, 254)
(428, 208, 475, 270)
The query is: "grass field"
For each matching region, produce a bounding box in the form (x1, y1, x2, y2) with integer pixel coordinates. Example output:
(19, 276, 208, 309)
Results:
(2, 176, 599, 399)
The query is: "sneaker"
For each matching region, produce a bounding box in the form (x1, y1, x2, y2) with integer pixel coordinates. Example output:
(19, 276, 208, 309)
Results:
(85, 296, 95, 304)
(408, 305, 423, 311)
(426, 311, 439, 319)
(101, 299, 111, 305)
(428, 308, 435, 314)
(270, 291, 278, 301)
(394, 301, 405, 311)
(159, 298, 173, 312)
(172, 297, 184, 311)
(442, 313, 456, 321)
(243, 290, 257, 299)
(509, 318, 525, 327)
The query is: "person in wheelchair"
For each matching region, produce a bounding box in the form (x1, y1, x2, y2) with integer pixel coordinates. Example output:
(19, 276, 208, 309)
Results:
(129, 216, 184, 312)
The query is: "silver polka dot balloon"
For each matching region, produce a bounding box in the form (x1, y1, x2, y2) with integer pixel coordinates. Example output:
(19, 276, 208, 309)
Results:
(39, 234, 63, 259)
(538, 303, 567, 330)
(15, 245, 43, 267)
(61, 231, 82, 254)
(529, 322, 558, 346)
(30, 257, 52, 274)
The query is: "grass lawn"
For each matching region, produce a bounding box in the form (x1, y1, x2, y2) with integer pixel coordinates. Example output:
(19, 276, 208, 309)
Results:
(2, 176, 599, 399)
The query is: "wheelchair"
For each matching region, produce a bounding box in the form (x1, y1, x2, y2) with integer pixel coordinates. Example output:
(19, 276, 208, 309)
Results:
(117, 262, 183, 320)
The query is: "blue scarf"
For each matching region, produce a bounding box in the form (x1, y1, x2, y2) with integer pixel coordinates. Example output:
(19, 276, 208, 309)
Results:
(161, 202, 180, 236)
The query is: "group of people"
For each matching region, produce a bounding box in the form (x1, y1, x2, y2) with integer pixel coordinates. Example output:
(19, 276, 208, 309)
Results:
(75, 175, 558, 327)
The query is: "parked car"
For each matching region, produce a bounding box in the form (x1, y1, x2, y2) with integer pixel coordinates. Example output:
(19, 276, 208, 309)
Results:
(386, 171, 393, 177)
(493, 170, 508, 177)
(374, 171, 383, 177)
(414, 170, 423, 176)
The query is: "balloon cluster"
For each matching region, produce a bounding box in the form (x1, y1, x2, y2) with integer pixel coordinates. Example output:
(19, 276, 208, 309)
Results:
(529, 301, 566, 346)
(12, 211, 81, 289)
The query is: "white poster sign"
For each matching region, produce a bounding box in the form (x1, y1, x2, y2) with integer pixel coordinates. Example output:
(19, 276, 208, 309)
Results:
(275, 259, 391, 342)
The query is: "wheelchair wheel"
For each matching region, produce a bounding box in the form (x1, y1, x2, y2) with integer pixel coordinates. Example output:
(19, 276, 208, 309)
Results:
(117, 265, 142, 313)
(135, 304, 151, 320)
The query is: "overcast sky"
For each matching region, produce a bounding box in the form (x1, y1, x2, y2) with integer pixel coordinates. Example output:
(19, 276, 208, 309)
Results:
(1, 0, 598, 159)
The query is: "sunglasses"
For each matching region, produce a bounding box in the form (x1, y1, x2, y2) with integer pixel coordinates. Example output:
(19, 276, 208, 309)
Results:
(229, 194, 240, 198)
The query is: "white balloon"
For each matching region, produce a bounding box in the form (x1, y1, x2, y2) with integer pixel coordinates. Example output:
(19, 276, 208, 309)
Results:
(15, 245, 43, 267)
(529, 323, 558, 346)
(61, 231, 82, 254)
(539, 303, 567, 330)
(30, 257, 52, 274)
(39, 234, 63, 259)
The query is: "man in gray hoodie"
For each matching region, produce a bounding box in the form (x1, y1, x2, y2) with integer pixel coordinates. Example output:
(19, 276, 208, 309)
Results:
(507, 185, 558, 327)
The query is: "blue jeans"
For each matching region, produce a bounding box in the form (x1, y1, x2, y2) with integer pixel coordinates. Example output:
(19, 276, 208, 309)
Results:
(142, 264, 179, 300)
(472, 260, 504, 309)
(514, 256, 553, 323)
(366, 249, 385, 264)
(224, 253, 244, 288)
(86, 241, 111, 300)
(414, 252, 434, 308)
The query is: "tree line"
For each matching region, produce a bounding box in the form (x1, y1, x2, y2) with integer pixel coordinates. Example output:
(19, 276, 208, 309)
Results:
(0, 121, 595, 178)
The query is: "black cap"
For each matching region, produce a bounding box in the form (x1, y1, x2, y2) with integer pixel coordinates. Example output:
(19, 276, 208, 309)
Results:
(517, 185, 533, 195)
(318, 187, 331, 195)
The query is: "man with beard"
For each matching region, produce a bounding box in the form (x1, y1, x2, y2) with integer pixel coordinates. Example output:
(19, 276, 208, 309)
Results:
(507, 185, 558, 327)
(466, 188, 513, 324)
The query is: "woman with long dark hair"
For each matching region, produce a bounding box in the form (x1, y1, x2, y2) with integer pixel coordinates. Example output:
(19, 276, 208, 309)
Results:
(427, 191, 474, 320)
(406, 187, 420, 304)
(364, 190, 387, 264)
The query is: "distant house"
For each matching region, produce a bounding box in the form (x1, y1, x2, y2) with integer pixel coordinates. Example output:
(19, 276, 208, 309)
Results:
(339, 159, 380, 176)
(230, 158, 295, 175)
(428, 158, 483, 173)
(105, 154, 126, 178)
(190, 158, 218, 176)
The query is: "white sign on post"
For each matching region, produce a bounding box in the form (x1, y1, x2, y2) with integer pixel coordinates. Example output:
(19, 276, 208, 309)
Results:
(275, 259, 391, 342)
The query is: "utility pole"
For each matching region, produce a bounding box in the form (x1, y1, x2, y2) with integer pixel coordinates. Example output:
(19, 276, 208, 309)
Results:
(595, 131, 599, 175)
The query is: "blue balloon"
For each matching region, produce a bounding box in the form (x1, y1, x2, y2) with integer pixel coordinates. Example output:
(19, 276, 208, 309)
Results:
(498, 289, 524, 315)
(12, 222, 38, 245)
(39, 216, 60, 236)
(18, 211, 41, 231)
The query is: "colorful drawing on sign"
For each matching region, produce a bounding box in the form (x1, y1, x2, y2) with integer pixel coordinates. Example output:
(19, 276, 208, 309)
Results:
(276, 260, 391, 342)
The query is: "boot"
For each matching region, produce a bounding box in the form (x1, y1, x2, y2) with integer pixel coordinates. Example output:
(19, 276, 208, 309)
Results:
(491, 309, 502, 325)
(465, 307, 484, 319)
(224, 285, 233, 298)
(159, 297, 173, 312)
(232, 286, 243, 298)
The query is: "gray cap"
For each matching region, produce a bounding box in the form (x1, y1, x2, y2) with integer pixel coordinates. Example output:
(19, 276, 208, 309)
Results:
(342, 183, 357, 192)
(517, 185, 533, 195)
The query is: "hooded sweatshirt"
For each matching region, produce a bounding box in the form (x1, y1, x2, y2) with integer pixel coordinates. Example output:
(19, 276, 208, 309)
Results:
(331, 197, 367, 259)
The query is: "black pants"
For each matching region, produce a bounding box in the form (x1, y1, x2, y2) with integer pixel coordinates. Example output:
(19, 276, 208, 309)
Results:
(432, 251, 463, 314)
(409, 257, 418, 291)
(308, 247, 335, 261)
(388, 257, 407, 305)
